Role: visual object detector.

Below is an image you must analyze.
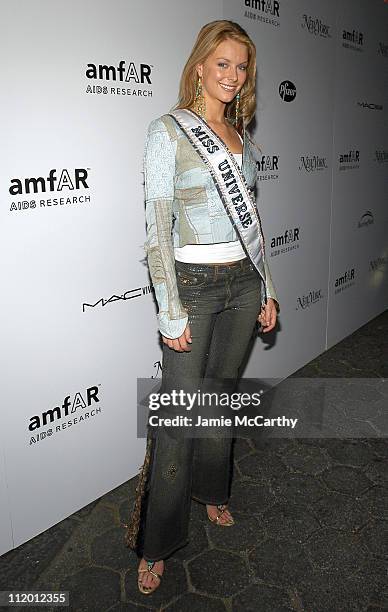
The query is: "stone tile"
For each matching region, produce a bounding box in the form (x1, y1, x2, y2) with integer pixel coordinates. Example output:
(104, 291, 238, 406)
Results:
(271, 473, 326, 506)
(206, 513, 266, 553)
(124, 556, 188, 608)
(370, 409, 388, 436)
(164, 592, 227, 611)
(35, 505, 117, 591)
(321, 465, 373, 495)
(248, 537, 315, 586)
(91, 526, 133, 570)
(358, 486, 388, 520)
(360, 521, 388, 558)
(250, 437, 296, 455)
(238, 452, 290, 483)
(293, 437, 336, 449)
(302, 527, 368, 577)
(365, 459, 388, 485)
(260, 502, 320, 543)
(298, 571, 371, 612)
(280, 444, 330, 475)
(354, 556, 388, 607)
(229, 478, 276, 515)
(323, 439, 377, 467)
(363, 439, 388, 459)
(59, 566, 120, 611)
(311, 491, 372, 531)
(231, 583, 294, 611)
(343, 398, 383, 421)
(327, 377, 385, 405)
(77, 503, 118, 538)
(187, 549, 248, 597)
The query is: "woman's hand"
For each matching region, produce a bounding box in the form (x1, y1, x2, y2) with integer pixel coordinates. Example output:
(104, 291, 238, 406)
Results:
(257, 298, 277, 333)
(162, 323, 192, 352)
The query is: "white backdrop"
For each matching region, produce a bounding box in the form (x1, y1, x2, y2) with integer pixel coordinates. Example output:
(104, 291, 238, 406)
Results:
(0, 0, 387, 555)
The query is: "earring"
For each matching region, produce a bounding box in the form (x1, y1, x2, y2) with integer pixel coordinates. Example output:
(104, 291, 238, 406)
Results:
(235, 92, 240, 127)
(194, 75, 206, 119)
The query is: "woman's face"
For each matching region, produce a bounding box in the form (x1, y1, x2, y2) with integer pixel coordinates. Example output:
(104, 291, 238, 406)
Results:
(197, 38, 249, 107)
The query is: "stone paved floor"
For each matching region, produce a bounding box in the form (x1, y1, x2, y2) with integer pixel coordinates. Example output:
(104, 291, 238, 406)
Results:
(0, 311, 387, 612)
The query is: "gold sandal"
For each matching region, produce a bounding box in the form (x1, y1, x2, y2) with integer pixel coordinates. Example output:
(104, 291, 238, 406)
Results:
(207, 504, 235, 526)
(137, 559, 163, 595)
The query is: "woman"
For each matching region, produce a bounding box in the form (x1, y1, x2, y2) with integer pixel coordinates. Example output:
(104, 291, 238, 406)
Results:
(125, 19, 279, 595)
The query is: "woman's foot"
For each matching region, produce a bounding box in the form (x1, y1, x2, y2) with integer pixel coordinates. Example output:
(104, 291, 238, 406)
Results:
(206, 504, 235, 526)
(137, 558, 164, 594)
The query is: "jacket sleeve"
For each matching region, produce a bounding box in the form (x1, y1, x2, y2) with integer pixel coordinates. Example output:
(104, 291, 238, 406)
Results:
(143, 116, 189, 339)
(262, 259, 280, 314)
(247, 130, 280, 314)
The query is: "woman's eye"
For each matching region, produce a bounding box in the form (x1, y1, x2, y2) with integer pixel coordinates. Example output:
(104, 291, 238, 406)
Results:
(218, 63, 247, 70)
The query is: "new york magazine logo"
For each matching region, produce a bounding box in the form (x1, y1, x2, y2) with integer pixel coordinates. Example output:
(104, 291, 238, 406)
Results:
(301, 14, 331, 38)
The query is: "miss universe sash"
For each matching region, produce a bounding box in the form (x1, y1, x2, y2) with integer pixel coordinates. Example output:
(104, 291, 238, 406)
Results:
(167, 108, 266, 284)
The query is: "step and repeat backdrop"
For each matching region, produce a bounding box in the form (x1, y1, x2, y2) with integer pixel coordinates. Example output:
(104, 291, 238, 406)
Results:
(1, 0, 387, 555)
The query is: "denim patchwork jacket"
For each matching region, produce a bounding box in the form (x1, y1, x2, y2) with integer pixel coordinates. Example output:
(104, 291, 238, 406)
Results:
(143, 112, 280, 339)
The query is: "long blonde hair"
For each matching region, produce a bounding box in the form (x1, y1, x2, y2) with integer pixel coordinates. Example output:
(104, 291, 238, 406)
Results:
(171, 20, 257, 136)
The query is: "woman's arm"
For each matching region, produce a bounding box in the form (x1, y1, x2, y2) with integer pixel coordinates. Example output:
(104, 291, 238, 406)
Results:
(143, 117, 189, 339)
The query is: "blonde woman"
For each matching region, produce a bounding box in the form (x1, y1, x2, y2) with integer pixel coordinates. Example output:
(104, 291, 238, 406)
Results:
(126, 19, 279, 595)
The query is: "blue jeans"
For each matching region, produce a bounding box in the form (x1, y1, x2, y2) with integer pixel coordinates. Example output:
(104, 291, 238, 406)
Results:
(139, 256, 262, 560)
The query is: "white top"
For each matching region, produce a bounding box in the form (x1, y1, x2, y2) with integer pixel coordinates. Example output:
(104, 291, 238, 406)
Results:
(174, 136, 246, 263)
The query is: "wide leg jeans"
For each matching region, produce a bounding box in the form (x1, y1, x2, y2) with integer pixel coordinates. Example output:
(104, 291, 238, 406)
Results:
(140, 256, 262, 560)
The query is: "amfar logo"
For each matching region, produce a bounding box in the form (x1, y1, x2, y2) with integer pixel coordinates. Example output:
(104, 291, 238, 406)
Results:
(378, 41, 388, 57)
(86, 60, 152, 84)
(297, 288, 323, 310)
(9, 169, 89, 195)
(342, 28, 364, 50)
(334, 268, 355, 294)
(301, 14, 331, 38)
(279, 81, 296, 102)
(339, 150, 360, 164)
(28, 386, 100, 433)
(244, 0, 280, 17)
(358, 210, 374, 228)
(339, 150, 360, 171)
(270, 227, 300, 257)
(83, 285, 154, 312)
(375, 149, 388, 163)
(256, 154, 280, 181)
(299, 155, 328, 172)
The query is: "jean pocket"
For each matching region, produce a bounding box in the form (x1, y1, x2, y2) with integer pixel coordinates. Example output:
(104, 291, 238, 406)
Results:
(176, 266, 208, 288)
